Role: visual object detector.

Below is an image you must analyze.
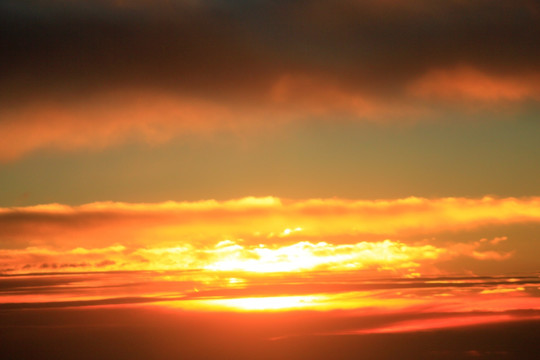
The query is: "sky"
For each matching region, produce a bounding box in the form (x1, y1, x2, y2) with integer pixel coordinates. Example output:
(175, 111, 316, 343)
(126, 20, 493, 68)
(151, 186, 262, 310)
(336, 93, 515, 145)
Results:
(1, 1, 540, 359)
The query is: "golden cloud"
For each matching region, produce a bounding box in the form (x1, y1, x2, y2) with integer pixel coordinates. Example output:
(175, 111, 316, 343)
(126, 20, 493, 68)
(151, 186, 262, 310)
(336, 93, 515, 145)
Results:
(1, 196, 537, 274)
(2, 196, 539, 243)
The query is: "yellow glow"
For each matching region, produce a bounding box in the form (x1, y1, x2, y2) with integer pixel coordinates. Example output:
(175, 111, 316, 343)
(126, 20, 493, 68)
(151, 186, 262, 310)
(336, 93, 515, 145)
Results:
(227, 277, 245, 285)
(203, 240, 442, 273)
(204, 295, 322, 311)
(2, 235, 509, 275)
(1, 196, 533, 275)
(162, 290, 422, 313)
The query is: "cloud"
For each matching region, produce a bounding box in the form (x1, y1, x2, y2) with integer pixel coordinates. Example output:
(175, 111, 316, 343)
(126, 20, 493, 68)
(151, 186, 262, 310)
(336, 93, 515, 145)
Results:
(409, 66, 540, 102)
(2, 269, 540, 340)
(0, 237, 512, 275)
(0, 91, 251, 161)
(269, 74, 424, 122)
(1, 0, 540, 159)
(0, 196, 537, 274)
(135, 239, 443, 273)
(445, 238, 514, 261)
(0, 245, 126, 274)
(2, 196, 540, 245)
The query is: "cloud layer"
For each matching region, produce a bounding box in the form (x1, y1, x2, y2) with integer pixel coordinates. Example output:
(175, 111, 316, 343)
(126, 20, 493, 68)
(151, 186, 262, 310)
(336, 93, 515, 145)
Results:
(2, 0, 540, 159)
(1, 196, 538, 274)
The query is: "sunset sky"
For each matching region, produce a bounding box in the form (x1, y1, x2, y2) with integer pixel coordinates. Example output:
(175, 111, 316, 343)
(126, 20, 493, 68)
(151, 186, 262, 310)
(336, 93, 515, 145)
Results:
(1, 1, 540, 359)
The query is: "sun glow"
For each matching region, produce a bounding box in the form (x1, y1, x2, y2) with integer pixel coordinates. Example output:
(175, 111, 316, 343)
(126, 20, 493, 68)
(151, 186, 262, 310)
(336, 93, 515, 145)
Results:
(202, 295, 323, 311)
(201, 239, 442, 273)
(162, 290, 425, 313)
(1, 235, 510, 276)
(0, 197, 529, 275)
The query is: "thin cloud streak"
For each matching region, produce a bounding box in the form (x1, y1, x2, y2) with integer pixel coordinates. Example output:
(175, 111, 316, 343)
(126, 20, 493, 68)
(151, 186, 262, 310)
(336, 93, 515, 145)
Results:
(410, 66, 540, 102)
(2, 196, 539, 239)
(2, 270, 540, 336)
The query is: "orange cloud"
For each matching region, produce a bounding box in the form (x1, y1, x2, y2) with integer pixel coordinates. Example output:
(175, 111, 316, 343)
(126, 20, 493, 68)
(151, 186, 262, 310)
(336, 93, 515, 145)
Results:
(0, 90, 276, 162)
(269, 74, 422, 122)
(409, 66, 540, 102)
(3, 0, 540, 162)
(1, 196, 537, 274)
(0, 76, 425, 161)
(2, 196, 540, 247)
(0, 239, 441, 274)
(0, 235, 512, 275)
(445, 237, 514, 261)
(2, 68, 538, 161)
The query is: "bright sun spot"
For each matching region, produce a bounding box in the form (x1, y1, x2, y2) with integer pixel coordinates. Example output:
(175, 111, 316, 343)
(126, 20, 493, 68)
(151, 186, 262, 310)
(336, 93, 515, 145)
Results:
(201, 295, 322, 311)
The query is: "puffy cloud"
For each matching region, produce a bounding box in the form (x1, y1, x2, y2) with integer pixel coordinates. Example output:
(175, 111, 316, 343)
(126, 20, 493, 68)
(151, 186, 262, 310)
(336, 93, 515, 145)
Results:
(0, 236, 512, 275)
